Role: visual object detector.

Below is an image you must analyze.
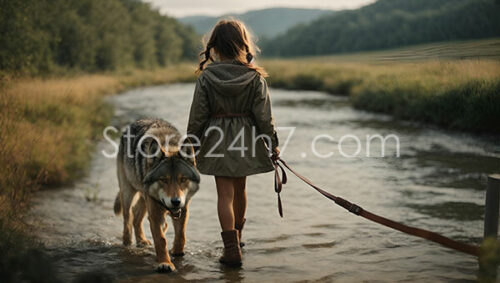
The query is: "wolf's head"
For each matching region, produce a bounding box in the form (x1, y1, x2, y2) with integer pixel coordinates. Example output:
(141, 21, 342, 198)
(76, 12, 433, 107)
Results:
(141, 135, 200, 215)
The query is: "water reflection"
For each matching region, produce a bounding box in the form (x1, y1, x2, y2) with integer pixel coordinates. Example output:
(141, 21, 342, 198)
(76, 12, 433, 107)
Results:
(219, 266, 245, 283)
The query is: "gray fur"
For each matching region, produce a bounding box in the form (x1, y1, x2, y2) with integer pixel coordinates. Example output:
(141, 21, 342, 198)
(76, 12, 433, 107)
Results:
(114, 118, 200, 250)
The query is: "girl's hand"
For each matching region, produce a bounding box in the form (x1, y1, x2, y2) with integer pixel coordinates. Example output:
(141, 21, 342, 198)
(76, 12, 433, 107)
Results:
(272, 147, 280, 160)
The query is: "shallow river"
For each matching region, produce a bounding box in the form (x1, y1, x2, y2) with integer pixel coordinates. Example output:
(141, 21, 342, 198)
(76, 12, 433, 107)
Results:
(32, 83, 500, 282)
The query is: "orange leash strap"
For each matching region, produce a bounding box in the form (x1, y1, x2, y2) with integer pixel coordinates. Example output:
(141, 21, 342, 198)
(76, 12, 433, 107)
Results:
(271, 157, 480, 257)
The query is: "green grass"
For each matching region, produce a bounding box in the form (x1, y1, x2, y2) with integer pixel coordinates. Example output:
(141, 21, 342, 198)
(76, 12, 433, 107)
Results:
(262, 39, 500, 133)
(288, 38, 500, 62)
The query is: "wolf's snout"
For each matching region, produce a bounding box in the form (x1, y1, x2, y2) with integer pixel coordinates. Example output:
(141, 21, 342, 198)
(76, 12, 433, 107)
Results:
(171, 197, 181, 207)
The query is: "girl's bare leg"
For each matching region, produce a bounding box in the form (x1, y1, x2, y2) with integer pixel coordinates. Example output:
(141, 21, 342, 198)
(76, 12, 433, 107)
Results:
(233, 177, 247, 227)
(215, 176, 235, 231)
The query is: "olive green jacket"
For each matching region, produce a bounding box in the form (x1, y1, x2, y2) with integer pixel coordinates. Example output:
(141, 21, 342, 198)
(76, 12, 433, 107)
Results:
(187, 61, 279, 177)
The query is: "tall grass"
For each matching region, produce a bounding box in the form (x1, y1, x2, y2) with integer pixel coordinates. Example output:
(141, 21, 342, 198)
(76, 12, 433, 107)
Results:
(0, 64, 196, 281)
(263, 59, 500, 133)
(0, 64, 196, 195)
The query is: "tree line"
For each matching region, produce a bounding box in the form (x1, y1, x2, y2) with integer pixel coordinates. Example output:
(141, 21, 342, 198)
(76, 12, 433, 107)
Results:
(0, 0, 199, 74)
(262, 0, 500, 57)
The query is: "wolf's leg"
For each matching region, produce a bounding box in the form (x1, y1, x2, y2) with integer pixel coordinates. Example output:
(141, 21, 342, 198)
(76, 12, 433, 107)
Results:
(133, 196, 151, 247)
(121, 185, 137, 246)
(146, 196, 175, 273)
(171, 206, 189, 257)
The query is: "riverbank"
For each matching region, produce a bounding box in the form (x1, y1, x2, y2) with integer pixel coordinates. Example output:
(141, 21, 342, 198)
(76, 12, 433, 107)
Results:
(263, 59, 500, 134)
(0, 64, 196, 281)
(1, 64, 196, 195)
(262, 39, 500, 134)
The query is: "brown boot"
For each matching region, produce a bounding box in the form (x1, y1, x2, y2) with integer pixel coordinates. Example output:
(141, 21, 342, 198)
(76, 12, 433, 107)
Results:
(219, 230, 242, 267)
(235, 218, 246, 247)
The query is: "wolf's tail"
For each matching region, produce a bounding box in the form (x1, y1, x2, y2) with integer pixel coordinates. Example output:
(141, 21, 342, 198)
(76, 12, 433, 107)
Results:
(113, 192, 122, 215)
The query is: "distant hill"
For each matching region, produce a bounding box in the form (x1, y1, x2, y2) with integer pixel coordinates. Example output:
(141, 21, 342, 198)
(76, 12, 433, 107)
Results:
(262, 0, 500, 57)
(179, 8, 333, 38)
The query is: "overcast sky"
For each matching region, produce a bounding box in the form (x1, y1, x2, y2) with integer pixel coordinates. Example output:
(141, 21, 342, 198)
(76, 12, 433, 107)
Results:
(144, 0, 376, 18)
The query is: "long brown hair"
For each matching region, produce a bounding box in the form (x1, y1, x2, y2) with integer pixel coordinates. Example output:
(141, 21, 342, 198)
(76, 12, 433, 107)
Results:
(196, 18, 268, 77)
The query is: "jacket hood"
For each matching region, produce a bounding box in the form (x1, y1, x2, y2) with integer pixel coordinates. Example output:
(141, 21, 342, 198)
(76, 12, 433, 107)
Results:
(202, 62, 258, 96)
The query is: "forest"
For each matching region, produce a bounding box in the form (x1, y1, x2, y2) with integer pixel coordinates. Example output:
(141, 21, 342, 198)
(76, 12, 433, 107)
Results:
(262, 0, 500, 57)
(0, 0, 199, 75)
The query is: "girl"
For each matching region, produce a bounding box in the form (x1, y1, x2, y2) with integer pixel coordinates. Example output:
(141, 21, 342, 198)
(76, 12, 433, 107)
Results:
(187, 19, 279, 267)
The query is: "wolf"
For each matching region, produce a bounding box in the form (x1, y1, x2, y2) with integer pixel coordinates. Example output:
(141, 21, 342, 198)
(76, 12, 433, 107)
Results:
(114, 118, 200, 272)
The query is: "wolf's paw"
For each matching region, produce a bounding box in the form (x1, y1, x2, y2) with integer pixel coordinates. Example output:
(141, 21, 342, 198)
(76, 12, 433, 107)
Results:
(136, 239, 152, 247)
(170, 248, 185, 257)
(123, 237, 132, 246)
(155, 262, 176, 273)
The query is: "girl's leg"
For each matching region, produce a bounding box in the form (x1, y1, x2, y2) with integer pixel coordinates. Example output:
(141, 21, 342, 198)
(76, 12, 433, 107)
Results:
(233, 177, 247, 227)
(215, 176, 235, 232)
(215, 176, 243, 266)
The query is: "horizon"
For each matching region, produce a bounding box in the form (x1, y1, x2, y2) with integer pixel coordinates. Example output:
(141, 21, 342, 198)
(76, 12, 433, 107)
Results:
(143, 0, 375, 18)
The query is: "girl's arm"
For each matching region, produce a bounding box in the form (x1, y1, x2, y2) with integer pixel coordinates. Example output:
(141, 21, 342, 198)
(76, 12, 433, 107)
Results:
(187, 77, 210, 143)
(251, 76, 279, 150)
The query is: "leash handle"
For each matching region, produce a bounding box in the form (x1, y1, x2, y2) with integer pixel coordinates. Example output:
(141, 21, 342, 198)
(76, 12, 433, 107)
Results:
(272, 157, 287, 217)
(264, 138, 286, 217)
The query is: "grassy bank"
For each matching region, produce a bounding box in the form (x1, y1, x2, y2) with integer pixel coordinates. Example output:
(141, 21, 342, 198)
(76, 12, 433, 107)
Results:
(1, 64, 196, 193)
(262, 41, 500, 133)
(0, 64, 196, 281)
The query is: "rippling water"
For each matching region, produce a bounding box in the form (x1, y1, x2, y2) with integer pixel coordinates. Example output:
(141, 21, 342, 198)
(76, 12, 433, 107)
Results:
(31, 83, 500, 282)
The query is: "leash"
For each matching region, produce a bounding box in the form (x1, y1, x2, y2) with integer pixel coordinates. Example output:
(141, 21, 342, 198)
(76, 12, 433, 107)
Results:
(271, 156, 480, 257)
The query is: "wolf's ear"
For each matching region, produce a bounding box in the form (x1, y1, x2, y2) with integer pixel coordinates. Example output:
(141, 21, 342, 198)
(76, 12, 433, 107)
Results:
(140, 136, 162, 157)
(143, 158, 172, 185)
(176, 158, 200, 183)
(180, 143, 196, 165)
